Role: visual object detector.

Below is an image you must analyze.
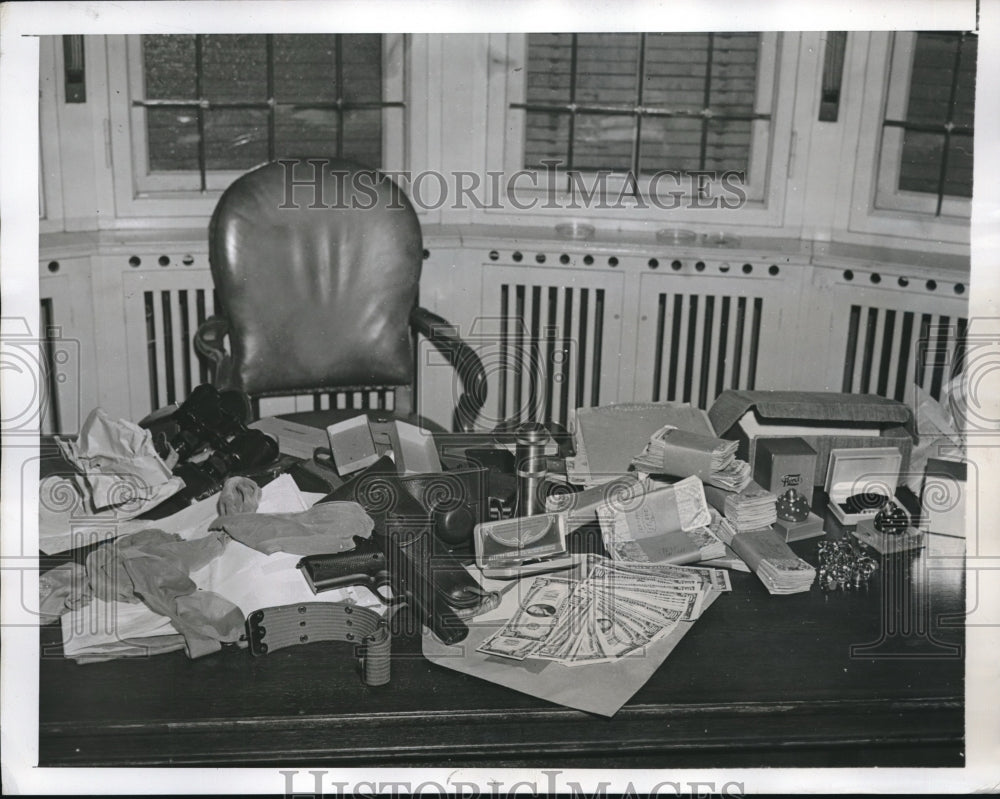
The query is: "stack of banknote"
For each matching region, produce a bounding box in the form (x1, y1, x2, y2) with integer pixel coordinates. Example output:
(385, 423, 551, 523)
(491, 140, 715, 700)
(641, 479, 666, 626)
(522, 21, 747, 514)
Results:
(720, 482, 778, 532)
(596, 475, 725, 565)
(631, 425, 750, 492)
(714, 518, 816, 595)
(476, 558, 730, 665)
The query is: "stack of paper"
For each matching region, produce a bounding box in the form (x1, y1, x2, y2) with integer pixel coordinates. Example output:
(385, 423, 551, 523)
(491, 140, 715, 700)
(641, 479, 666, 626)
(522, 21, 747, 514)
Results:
(476, 558, 730, 665)
(567, 402, 716, 486)
(715, 519, 816, 595)
(596, 476, 723, 565)
(719, 482, 777, 532)
(631, 425, 751, 492)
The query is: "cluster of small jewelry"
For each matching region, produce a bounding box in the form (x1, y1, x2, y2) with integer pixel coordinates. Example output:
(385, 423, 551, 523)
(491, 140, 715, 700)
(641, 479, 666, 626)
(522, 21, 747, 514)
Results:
(817, 538, 878, 592)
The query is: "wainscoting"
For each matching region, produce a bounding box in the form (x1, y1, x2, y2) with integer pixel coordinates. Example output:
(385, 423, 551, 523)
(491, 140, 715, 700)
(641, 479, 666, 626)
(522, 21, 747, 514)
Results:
(37, 228, 969, 434)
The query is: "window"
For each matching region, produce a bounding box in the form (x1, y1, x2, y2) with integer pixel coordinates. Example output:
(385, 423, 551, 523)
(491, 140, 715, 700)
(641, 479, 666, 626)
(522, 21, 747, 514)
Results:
(876, 31, 976, 217)
(519, 33, 766, 176)
(498, 32, 782, 210)
(124, 34, 405, 195)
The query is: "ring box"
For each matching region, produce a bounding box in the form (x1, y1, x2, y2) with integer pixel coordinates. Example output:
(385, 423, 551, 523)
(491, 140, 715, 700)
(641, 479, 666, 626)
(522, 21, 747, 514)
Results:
(852, 517, 924, 554)
(825, 446, 902, 526)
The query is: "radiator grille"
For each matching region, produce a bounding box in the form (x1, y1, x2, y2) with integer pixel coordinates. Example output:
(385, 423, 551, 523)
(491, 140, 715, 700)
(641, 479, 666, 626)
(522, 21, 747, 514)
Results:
(842, 304, 967, 401)
(143, 288, 218, 409)
(650, 292, 763, 409)
(494, 283, 606, 428)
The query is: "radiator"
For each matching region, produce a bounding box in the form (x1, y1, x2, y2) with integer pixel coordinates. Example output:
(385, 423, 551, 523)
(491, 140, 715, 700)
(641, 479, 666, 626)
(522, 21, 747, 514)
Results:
(479, 266, 625, 430)
(842, 304, 967, 402)
(648, 292, 764, 408)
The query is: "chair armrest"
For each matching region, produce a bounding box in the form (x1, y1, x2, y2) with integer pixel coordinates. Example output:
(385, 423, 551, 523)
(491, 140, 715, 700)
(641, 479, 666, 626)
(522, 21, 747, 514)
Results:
(194, 315, 233, 388)
(410, 306, 487, 432)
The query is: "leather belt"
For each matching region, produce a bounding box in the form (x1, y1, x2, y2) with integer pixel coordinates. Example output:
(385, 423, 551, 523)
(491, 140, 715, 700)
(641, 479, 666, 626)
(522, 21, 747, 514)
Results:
(246, 602, 391, 686)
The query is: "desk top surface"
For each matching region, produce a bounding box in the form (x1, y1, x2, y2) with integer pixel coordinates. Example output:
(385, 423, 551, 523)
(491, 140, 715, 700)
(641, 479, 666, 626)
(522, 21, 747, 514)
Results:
(37, 424, 965, 769)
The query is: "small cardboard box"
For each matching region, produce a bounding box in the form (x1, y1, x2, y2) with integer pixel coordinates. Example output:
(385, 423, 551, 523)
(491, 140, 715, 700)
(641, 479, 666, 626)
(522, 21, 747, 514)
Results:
(709, 391, 915, 487)
(753, 437, 817, 506)
(920, 457, 966, 538)
(825, 446, 903, 526)
(773, 512, 825, 542)
(853, 518, 924, 554)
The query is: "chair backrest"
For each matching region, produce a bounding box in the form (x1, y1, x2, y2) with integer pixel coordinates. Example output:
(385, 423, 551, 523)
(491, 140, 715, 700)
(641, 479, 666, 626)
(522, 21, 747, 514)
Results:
(209, 159, 422, 398)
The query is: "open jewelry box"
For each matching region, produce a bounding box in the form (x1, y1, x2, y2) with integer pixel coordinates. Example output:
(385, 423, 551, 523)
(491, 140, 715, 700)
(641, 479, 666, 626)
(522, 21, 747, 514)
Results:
(825, 446, 903, 526)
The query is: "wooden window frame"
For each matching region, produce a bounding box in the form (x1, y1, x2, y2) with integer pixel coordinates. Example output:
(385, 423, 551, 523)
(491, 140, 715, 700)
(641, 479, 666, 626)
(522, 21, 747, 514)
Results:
(483, 31, 795, 228)
(106, 33, 409, 221)
(846, 32, 972, 245)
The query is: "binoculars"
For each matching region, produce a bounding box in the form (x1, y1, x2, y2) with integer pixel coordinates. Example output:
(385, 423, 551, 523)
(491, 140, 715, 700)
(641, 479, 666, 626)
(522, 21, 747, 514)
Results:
(141, 384, 279, 503)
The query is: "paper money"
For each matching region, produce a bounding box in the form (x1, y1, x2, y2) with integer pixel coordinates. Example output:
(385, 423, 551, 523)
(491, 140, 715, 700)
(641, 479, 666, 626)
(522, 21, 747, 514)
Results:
(721, 482, 778, 532)
(716, 520, 815, 595)
(631, 425, 750, 492)
(487, 557, 731, 666)
(596, 477, 721, 565)
(477, 575, 575, 660)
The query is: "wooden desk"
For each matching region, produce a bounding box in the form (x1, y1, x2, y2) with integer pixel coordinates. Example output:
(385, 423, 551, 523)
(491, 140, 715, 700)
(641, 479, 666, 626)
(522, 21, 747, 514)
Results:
(38, 427, 964, 768)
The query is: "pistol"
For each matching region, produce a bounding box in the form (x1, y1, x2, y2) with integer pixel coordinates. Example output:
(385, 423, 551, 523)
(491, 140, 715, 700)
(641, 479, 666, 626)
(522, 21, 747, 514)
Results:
(298, 465, 472, 646)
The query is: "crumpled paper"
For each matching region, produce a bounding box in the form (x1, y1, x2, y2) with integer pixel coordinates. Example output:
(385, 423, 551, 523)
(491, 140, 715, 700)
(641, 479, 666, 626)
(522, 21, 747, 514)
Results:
(905, 381, 966, 495)
(56, 407, 177, 510)
(41, 408, 185, 554)
(208, 501, 374, 556)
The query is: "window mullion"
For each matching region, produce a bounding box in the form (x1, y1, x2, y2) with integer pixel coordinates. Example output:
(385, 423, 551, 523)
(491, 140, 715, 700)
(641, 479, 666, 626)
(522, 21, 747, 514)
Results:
(933, 33, 967, 215)
(266, 35, 276, 163)
(699, 33, 715, 172)
(335, 34, 344, 159)
(566, 34, 579, 171)
(632, 33, 646, 177)
(195, 35, 207, 192)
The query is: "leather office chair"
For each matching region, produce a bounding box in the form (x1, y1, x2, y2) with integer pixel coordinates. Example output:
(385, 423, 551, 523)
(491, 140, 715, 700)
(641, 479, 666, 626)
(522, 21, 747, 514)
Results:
(194, 159, 486, 432)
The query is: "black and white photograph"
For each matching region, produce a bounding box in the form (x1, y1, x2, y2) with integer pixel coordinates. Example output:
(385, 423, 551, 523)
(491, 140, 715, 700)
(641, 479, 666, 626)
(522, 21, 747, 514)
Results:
(2, 0, 998, 794)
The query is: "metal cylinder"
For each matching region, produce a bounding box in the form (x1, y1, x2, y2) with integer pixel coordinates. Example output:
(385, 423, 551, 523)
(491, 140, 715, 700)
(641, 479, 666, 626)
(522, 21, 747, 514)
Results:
(514, 422, 550, 517)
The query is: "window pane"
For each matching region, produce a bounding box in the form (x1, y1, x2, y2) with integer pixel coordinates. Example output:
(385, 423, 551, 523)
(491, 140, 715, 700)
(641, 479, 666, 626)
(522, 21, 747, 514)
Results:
(638, 117, 702, 173)
(143, 35, 197, 100)
(898, 130, 944, 195)
(704, 117, 752, 173)
(146, 107, 199, 171)
(342, 109, 383, 166)
(944, 133, 973, 198)
(204, 108, 268, 170)
(526, 33, 573, 105)
(574, 34, 640, 107)
(273, 34, 339, 103)
(525, 111, 570, 169)
(573, 113, 635, 171)
(201, 35, 268, 102)
(904, 33, 975, 127)
(644, 33, 709, 112)
(275, 106, 340, 159)
(342, 35, 383, 103)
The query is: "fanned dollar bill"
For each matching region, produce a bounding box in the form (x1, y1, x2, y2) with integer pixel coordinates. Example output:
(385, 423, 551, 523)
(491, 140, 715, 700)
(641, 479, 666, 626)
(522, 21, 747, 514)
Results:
(476, 575, 576, 660)
(487, 556, 731, 666)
